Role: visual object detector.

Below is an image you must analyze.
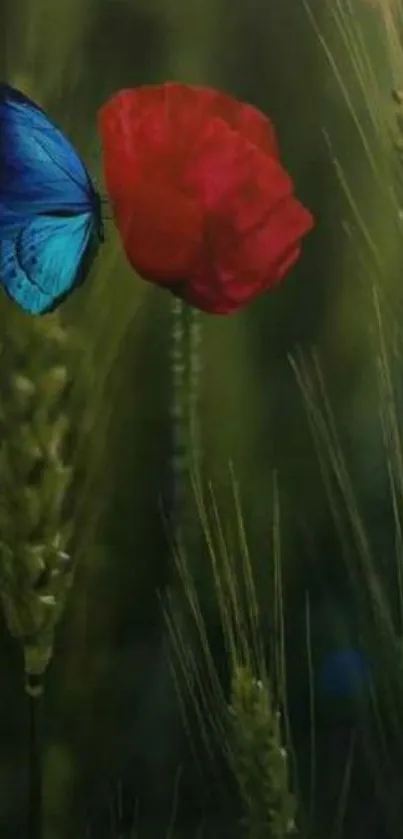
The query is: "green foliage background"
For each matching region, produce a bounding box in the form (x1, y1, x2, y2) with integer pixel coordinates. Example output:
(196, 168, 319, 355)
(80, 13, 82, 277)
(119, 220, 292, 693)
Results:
(0, 0, 401, 837)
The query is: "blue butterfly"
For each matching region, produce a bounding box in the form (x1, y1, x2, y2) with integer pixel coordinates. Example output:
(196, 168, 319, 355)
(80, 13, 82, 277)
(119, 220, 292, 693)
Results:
(0, 83, 104, 314)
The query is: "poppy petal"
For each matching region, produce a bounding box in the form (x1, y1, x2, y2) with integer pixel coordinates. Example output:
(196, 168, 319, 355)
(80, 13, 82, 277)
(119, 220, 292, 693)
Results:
(98, 83, 314, 314)
(181, 119, 313, 312)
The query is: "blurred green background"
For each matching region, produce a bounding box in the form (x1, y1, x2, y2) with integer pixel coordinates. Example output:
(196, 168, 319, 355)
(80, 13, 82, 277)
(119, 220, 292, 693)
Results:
(0, 0, 402, 837)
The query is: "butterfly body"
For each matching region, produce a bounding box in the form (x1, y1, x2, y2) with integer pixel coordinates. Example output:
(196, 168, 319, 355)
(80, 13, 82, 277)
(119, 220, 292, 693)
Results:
(0, 83, 103, 314)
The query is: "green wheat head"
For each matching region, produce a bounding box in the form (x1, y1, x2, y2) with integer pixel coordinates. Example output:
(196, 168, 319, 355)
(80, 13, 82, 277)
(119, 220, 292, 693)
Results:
(229, 663, 296, 839)
(164, 469, 297, 839)
(0, 313, 81, 696)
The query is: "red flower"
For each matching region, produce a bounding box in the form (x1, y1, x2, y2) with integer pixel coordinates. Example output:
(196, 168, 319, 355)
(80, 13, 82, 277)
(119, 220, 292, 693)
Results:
(99, 83, 314, 314)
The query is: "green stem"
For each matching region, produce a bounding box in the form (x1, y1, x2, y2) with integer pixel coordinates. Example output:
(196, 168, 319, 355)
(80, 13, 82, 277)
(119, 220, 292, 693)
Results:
(27, 690, 43, 839)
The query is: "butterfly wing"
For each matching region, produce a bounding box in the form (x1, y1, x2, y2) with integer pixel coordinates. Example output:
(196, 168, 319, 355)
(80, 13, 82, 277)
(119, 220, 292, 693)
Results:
(0, 83, 98, 229)
(0, 213, 98, 314)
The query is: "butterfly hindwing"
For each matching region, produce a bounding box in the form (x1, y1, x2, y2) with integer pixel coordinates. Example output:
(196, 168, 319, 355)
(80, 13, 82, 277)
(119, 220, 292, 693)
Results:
(0, 236, 50, 314)
(0, 83, 97, 225)
(0, 213, 96, 314)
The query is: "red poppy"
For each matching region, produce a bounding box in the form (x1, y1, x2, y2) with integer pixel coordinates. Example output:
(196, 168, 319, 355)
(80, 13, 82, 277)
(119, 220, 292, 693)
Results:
(98, 83, 314, 314)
